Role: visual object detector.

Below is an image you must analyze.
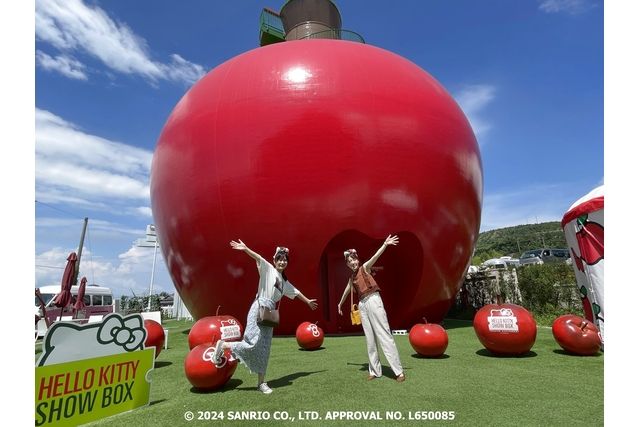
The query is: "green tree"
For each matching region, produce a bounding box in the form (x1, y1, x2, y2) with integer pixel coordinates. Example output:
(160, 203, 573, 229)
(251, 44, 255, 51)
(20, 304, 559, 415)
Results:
(518, 263, 579, 313)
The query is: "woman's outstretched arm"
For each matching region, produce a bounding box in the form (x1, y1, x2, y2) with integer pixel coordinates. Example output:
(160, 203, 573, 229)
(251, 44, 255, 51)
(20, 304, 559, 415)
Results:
(230, 239, 263, 268)
(362, 235, 399, 273)
(296, 292, 318, 310)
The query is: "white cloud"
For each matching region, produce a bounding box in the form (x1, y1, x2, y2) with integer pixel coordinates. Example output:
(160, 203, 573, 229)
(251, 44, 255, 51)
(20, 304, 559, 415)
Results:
(35, 0, 206, 85)
(36, 50, 87, 80)
(35, 108, 152, 213)
(453, 84, 496, 141)
(164, 54, 208, 86)
(480, 183, 587, 232)
(538, 0, 598, 14)
(135, 206, 153, 217)
(36, 216, 144, 237)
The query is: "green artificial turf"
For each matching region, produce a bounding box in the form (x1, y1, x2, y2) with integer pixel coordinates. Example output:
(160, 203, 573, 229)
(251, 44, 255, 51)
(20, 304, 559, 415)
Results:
(39, 319, 603, 426)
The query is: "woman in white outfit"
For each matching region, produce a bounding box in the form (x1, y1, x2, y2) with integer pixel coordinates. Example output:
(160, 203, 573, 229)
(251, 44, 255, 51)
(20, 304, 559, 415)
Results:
(214, 240, 318, 394)
(337, 235, 405, 382)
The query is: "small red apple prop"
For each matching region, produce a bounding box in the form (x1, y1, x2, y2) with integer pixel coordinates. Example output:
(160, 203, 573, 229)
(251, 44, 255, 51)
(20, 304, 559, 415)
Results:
(409, 317, 448, 357)
(296, 321, 324, 350)
(184, 343, 238, 391)
(188, 306, 244, 349)
(552, 314, 601, 356)
(143, 319, 165, 358)
(473, 304, 537, 356)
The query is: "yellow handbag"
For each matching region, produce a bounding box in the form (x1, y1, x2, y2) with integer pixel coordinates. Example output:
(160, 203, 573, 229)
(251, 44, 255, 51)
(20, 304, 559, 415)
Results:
(350, 286, 361, 325)
(350, 305, 361, 325)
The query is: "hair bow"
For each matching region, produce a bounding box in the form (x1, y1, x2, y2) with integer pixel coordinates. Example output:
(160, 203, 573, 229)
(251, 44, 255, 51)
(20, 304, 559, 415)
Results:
(274, 246, 290, 258)
(344, 249, 358, 259)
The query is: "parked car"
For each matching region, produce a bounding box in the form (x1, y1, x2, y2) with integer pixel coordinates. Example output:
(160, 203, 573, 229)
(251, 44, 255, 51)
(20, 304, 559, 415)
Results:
(519, 249, 544, 266)
(500, 256, 521, 267)
(542, 248, 570, 263)
(481, 258, 508, 270)
(519, 248, 570, 266)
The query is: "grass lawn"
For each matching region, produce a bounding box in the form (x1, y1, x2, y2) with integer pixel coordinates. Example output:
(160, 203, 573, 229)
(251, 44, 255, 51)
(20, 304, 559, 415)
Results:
(36, 318, 603, 426)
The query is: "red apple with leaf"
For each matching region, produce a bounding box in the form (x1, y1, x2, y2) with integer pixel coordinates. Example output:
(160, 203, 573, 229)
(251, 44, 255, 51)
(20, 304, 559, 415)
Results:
(296, 321, 324, 350)
(552, 314, 601, 356)
(188, 306, 243, 349)
(409, 317, 448, 357)
(473, 304, 537, 356)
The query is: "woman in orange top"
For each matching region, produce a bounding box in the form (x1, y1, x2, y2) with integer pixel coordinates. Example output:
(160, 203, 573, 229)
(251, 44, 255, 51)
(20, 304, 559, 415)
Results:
(337, 234, 405, 382)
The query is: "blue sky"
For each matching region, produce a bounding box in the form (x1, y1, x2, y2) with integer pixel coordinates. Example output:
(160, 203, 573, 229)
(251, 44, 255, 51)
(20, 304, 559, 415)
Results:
(29, 0, 605, 299)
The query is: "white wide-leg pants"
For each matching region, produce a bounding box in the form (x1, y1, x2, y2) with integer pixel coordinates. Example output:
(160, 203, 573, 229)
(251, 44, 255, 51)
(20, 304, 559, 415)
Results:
(359, 292, 403, 377)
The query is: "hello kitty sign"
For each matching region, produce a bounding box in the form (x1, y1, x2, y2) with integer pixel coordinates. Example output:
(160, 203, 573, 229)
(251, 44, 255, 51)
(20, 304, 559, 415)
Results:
(35, 313, 155, 426)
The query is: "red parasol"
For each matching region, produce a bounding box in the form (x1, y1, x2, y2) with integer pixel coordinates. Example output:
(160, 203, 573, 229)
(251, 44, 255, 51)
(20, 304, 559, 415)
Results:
(52, 252, 77, 320)
(73, 276, 87, 317)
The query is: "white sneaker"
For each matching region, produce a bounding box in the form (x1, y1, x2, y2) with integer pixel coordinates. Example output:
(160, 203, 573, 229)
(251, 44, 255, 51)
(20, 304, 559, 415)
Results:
(258, 383, 273, 394)
(213, 340, 224, 363)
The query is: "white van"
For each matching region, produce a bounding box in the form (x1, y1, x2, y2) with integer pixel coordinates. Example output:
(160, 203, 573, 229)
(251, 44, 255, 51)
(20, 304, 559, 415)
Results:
(35, 284, 114, 337)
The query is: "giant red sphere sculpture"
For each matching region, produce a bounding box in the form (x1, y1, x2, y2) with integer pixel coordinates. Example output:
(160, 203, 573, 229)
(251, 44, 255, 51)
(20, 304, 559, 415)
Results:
(473, 304, 537, 356)
(151, 39, 482, 334)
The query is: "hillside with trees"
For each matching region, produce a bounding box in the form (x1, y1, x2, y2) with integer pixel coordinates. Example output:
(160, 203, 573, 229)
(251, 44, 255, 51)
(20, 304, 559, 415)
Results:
(472, 221, 567, 264)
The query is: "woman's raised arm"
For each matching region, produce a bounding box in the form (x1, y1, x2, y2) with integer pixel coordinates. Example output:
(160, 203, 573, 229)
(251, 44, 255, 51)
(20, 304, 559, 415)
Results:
(362, 235, 399, 272)
(230, 239, 263, 265)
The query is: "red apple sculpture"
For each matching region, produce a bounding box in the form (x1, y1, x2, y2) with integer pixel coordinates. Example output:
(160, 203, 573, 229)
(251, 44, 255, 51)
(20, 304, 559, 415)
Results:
(184, 343, 238, 391)
(409, 318, 448, 357)
(473, 304, 537, 356)
(552, 314, 601, 356)
(188, 306, 244, 349)
(143, 319, 165, 358)
(296, 321, 324, 350)
(151, 39, 482, 334)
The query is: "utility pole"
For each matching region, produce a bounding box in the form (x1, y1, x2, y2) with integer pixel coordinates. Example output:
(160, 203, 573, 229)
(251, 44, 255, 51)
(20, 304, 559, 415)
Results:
(148, 240, 158, 312)
(136, 224, 159, 312)
(73, 217, 89, 287)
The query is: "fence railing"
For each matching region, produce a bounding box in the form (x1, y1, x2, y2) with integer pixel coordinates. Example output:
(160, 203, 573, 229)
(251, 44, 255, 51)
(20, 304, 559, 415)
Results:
(299, 28, 365, 43)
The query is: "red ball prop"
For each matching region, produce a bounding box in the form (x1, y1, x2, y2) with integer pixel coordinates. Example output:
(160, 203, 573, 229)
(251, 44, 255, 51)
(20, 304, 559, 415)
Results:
(188, 307, 244, 349)
(151, 40, 482, 334)
(552, 315, 601, 356)
(184, 343, 238, 391)
(296, 322, 324, 350)
(143, 319, 165, 358)
(409, 318, 448, 357)
(473, 304, 537, 356)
